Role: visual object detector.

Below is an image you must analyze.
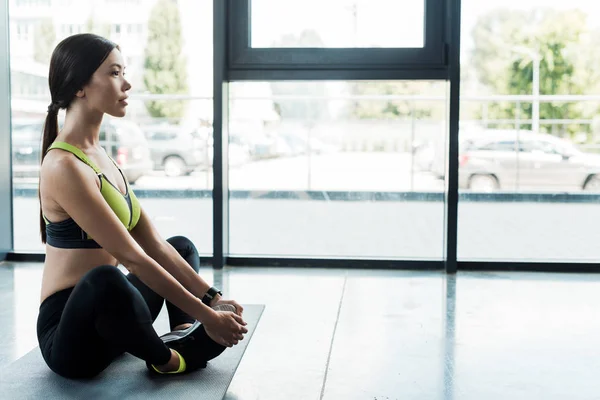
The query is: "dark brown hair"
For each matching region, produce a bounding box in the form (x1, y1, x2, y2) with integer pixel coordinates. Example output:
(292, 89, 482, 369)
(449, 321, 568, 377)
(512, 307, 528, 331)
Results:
(40, 33, 118, 243)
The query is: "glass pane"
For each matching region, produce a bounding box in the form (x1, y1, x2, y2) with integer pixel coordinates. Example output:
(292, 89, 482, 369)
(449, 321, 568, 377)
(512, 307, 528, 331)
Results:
(10, 0, 214, 254)
(458, 0, 600, 261)
(251, 0, 425, 48)
(228, 81, 447, 259)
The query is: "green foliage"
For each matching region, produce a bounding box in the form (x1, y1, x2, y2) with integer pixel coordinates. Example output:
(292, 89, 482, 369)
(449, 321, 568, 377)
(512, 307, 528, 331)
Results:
(470, 9, 531, 93)
(350, 81, 446, 120)
(143, 0, 188, 121)
(33, 19, 55, 64)
(471, 8, 599, 136)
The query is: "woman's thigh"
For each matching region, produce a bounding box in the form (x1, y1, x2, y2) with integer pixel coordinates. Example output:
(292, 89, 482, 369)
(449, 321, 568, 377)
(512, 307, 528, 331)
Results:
(41, 265, 158, 378)
(41, 272, 124, 378)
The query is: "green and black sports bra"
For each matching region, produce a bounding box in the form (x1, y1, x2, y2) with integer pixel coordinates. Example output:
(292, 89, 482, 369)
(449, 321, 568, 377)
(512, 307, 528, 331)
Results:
(43, 141, 141, 249)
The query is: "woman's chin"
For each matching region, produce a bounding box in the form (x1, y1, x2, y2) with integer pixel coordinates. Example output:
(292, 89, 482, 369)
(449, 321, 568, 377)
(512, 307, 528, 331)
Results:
(107, 108, 127, 118)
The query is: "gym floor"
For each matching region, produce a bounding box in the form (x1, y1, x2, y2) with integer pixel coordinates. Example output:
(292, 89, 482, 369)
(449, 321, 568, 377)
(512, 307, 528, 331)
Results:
(1, 261, 599, 400)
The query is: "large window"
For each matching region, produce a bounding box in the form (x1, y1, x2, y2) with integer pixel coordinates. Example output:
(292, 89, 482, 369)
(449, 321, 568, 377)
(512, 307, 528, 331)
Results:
(227, 81, 448, 259)
(228, 0, 447, 75)
(8, 1, 597, 269)
(457, 0, 600, 262)
(10, 0, 214, 254)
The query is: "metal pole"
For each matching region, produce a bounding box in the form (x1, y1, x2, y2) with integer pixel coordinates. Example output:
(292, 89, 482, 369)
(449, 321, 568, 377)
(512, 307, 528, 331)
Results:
(483, 101, 489, 129)
(532, 56, 540, 133)
(510, 46, 541, 133)
(445, 0, 461, 274)
(0, 0, 13, 259)
(205, 133, 210, 189)
(410, 101, 415, 191)
(307, 121, 312, 190)
(515, 100, 520, 191)
(213, 0, 229, 269)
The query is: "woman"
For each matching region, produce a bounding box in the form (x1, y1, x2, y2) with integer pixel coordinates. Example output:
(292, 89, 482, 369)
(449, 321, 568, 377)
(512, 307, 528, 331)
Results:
(36, 33, 247, 379)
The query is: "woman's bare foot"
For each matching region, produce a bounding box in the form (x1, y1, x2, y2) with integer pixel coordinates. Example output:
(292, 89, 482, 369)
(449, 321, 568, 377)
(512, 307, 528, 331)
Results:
(154, 349, 181, 373)
(173, 323, 192, 331)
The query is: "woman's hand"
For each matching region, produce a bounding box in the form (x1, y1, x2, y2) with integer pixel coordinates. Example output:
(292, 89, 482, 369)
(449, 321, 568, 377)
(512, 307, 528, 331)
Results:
(212, 297, 244, 316)
(203, 310, 248, 347)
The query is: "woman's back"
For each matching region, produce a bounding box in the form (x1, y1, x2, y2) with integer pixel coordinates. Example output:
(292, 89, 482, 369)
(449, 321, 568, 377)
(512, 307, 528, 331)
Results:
(39, 140, 133, 303)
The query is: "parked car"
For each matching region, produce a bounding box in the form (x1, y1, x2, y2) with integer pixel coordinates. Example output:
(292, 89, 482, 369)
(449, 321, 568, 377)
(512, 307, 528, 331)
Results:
(431, 129, 600, 192)
(12, 117, 152, 184)
(100, 119, 153, 184)
(279, 132, 338, 156)
(144, 124, 212, 177)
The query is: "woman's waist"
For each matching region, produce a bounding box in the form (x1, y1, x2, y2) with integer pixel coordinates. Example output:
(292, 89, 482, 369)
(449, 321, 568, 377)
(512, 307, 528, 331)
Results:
(41, 247, 118, 304)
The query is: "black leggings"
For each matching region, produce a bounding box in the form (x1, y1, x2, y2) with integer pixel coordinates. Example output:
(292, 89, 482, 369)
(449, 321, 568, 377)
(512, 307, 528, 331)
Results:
(37, 236, 201, 379)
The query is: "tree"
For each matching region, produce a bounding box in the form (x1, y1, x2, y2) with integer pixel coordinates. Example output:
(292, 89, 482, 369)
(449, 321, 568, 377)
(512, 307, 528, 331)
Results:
(143, 0, 188, 121)
(470, 8, 596, 135)
(349, 81, 446, 120)
(470, 9, 531, 93)
(33, 19, 55, 64)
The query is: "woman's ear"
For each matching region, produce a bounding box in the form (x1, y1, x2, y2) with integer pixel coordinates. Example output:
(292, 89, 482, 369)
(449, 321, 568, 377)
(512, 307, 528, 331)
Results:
(75, 88, 85, 98)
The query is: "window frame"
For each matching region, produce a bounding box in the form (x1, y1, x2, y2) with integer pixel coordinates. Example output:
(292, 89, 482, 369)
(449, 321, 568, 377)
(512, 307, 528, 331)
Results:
(227, 0, 450, 81)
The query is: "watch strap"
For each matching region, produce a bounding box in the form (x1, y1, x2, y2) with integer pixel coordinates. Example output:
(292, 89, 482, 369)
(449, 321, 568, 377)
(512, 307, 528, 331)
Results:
(202, 286, 222, 305)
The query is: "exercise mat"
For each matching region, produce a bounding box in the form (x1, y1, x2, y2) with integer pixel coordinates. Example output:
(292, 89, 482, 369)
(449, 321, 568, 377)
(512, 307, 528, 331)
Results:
(0, 304, 264, 400)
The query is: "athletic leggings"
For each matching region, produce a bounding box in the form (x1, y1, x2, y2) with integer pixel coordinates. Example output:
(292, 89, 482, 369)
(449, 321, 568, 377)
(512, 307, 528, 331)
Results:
(37, 236, 201, 379)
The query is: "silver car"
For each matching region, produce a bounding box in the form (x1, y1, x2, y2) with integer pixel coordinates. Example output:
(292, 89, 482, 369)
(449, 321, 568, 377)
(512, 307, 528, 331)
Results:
(432, 129, 600, 192)
(144, 124, 212, 177)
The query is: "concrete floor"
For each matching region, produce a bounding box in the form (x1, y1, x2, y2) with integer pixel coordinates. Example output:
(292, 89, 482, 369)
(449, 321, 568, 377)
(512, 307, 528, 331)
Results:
(1, 261, 600, 400)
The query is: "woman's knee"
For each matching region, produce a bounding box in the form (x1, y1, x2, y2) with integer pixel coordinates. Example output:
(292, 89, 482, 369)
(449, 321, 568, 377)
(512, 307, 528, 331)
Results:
(80, 265, 131, 298)
(82, 266, 149, 319)
(167, 235, 195, 251)
(81, 265, 125, 285)
(167, 236, 199, 263)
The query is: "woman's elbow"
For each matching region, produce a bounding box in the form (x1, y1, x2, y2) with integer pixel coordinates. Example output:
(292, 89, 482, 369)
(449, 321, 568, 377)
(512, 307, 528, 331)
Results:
(115, 249, 148, 275)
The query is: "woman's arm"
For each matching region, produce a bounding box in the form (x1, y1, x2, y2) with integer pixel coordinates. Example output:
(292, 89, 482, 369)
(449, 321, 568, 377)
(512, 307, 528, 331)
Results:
(130, 208, 221, 304)
(46, 155, 216, 324)
(130, 209, 244, 315)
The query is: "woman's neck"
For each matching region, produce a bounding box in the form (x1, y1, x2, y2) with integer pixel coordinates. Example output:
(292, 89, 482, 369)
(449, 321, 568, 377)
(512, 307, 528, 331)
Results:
(58, 108, 104, 150)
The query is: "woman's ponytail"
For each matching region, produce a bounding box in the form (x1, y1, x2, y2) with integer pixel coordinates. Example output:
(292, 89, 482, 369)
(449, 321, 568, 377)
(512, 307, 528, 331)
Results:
(39, 103, 59, 243)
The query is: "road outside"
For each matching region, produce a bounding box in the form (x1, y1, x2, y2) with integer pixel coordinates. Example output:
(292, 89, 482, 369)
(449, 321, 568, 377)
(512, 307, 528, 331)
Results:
(12, 152, 600, 262)
(135, 152, 443, 192)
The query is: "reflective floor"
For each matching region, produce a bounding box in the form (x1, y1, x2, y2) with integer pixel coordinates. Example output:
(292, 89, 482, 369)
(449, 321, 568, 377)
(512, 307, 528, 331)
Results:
(1, 261, 600, 400)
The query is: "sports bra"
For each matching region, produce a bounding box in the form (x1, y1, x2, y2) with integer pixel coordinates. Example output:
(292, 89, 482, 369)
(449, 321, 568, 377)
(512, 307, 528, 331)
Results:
(43, 141, 141, 249)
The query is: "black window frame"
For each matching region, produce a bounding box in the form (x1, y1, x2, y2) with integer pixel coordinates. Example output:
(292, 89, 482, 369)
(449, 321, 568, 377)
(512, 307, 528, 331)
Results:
(227, 0, 450, 81)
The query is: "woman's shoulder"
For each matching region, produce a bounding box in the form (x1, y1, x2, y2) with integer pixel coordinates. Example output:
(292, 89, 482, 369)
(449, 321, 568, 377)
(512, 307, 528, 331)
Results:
(41, 149, 77, 178)
(41, 149, 99, 190)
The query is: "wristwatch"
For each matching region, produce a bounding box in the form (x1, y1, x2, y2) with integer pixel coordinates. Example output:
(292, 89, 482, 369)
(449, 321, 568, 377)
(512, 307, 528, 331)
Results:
(202, 286, 223, 306)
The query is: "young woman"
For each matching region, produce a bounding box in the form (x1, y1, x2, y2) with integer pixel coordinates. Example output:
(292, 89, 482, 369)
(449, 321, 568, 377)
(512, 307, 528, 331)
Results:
(36, 33, 247, 379)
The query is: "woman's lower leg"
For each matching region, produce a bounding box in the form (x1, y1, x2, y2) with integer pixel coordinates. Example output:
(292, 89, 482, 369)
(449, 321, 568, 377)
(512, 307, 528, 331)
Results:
(153, 349, 181, 372)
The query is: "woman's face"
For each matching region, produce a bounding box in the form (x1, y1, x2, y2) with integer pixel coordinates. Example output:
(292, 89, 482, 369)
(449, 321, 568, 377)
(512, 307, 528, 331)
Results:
(79, 48, 131, 117)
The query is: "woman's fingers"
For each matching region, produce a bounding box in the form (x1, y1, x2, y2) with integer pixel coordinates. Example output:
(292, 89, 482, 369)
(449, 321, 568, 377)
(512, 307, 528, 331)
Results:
(231, 313, 248, 327)
(235, 303, 244, 315)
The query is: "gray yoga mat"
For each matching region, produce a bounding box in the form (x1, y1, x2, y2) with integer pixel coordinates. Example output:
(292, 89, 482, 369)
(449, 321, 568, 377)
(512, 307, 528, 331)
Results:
(0, 304, 264, 400)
